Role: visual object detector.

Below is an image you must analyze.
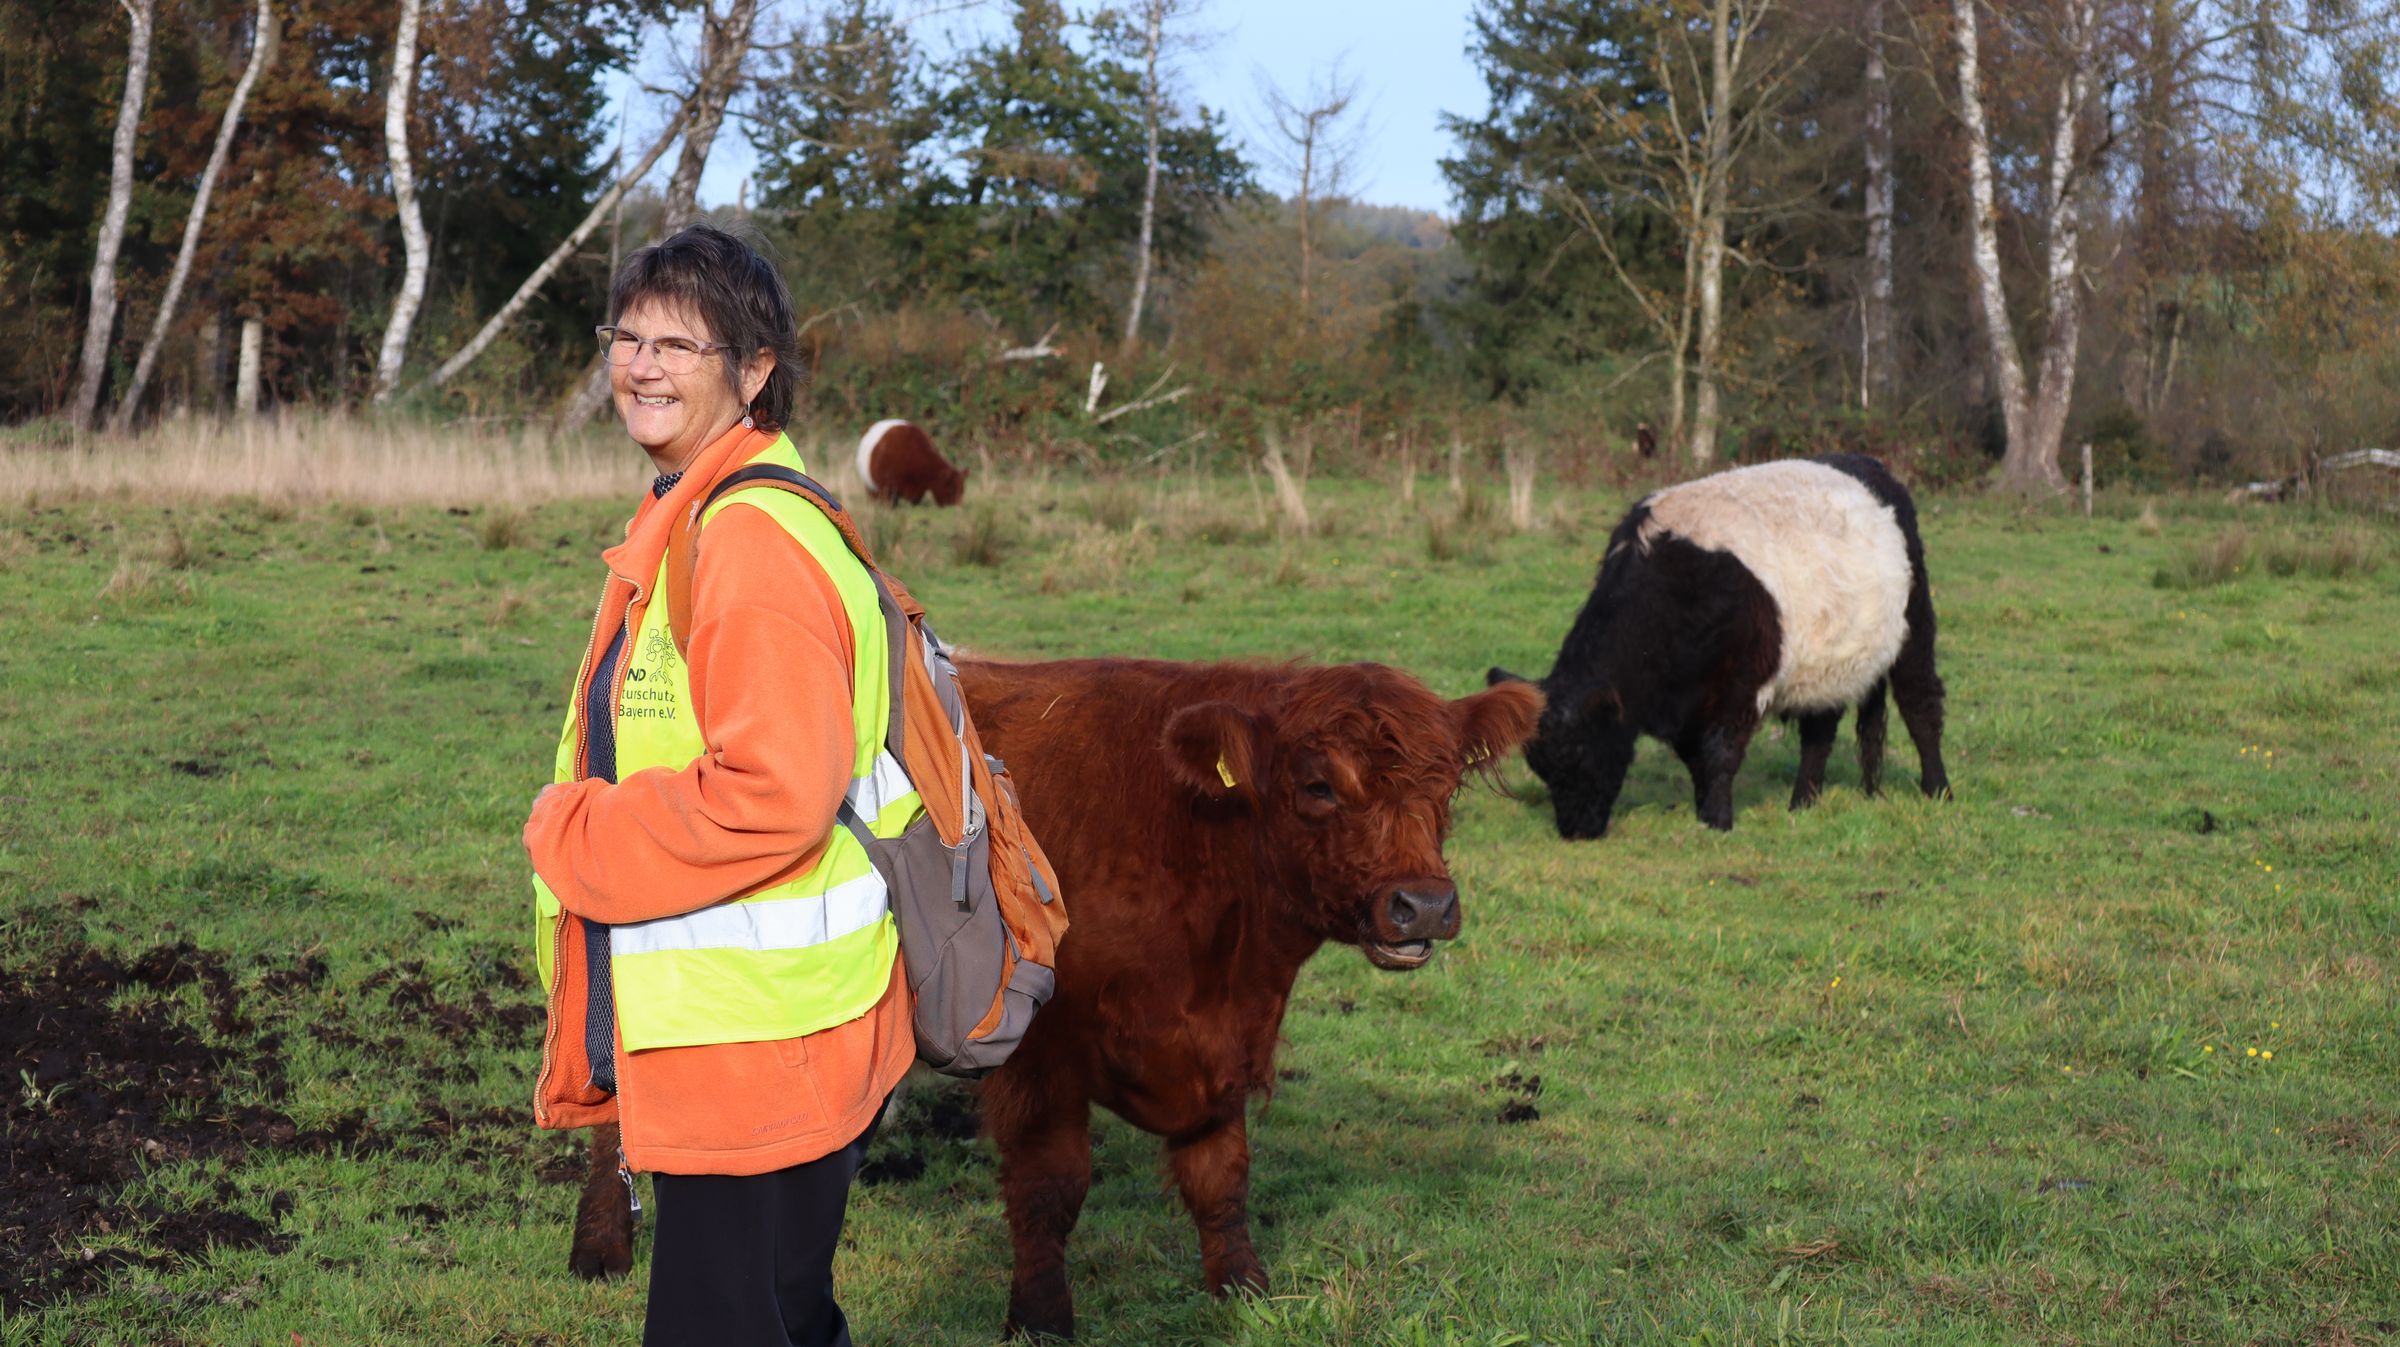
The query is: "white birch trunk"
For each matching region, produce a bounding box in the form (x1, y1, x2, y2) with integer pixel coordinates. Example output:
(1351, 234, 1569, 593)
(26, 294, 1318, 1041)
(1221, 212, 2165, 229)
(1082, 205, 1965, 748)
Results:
(1687, 0, 1737, 466)
(110, 0, 275, 434)
(72, 0, 157, 434)
(1952, 0, 2030, 466)
(427, 103, 692, 390)
(1862, 0, 1895, 408)
(373, 0, 430, 403)
(235, 317, 263, 415)
(2010, 0, 2098, 494)
(1119, 0, 1165, 357)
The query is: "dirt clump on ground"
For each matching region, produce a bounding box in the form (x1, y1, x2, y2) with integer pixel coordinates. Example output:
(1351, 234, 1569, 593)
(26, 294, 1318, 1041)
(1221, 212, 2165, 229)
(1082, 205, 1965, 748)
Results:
(1, 937, 545, 1314)
(0, 942, 294, 1311)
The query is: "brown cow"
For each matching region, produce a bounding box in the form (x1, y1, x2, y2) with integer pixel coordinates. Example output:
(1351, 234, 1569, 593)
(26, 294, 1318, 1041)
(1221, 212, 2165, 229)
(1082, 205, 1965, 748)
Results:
(856, 418, 966, 506)
(964, 657, 1539, 1338)
(563, 658, 1541, 1339)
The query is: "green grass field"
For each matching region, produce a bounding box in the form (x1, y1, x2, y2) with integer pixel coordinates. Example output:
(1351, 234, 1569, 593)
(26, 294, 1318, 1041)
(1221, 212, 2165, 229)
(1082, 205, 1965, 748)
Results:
(3, 463, 2396, 1346)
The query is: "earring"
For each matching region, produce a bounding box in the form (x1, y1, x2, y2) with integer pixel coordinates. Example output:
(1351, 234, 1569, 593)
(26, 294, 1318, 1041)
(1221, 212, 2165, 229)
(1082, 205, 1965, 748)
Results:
(741, 413, 755, 429)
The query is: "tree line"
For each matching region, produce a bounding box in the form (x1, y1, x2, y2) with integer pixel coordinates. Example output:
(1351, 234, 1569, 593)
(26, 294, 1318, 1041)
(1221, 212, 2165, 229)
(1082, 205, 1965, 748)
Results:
(8, 0, 2400, 491)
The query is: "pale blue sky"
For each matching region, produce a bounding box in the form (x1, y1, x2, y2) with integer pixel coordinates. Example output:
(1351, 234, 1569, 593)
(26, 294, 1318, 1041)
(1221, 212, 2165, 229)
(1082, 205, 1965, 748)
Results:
(614, 0, 1487, 217)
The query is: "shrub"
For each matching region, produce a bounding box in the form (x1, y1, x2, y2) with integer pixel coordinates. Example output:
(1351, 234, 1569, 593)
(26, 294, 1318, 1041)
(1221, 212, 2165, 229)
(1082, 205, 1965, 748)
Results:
(2154, 527, 2253, 589)
(952, 502, 1014, 568)
(478, 507, 530, 551)
(2260, 527, 2386, 579)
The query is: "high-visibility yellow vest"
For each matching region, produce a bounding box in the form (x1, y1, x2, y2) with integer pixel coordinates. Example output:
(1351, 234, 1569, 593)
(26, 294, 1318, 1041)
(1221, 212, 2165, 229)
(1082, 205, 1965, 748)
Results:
(533, 434, 920, 1052)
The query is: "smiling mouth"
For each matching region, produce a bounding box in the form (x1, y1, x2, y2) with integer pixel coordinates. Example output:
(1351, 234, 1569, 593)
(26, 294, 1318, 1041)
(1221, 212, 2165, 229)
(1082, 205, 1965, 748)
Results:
(1364, 939, 1435, 970)
(633, 394, 676, 407)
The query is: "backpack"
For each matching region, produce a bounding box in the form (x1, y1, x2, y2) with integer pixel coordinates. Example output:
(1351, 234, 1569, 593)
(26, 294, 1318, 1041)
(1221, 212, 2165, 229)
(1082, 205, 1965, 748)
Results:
(662, 464, 1067, 1078)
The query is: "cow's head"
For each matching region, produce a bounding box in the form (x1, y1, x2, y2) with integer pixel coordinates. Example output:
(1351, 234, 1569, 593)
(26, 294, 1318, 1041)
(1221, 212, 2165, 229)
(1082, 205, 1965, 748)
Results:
(1486, 666, 1617, 839)
(1160, 665, 1542, 969)
(932, 463, 967, 506)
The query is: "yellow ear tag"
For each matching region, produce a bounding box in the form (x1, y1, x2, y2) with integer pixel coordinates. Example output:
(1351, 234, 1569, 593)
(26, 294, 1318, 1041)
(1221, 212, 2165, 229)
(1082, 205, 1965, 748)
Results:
(1215, 755, 1238, 789)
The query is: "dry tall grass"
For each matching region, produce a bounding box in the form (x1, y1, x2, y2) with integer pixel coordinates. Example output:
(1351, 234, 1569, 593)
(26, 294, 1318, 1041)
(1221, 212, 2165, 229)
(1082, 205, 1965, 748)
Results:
(1, 412, 647, 505)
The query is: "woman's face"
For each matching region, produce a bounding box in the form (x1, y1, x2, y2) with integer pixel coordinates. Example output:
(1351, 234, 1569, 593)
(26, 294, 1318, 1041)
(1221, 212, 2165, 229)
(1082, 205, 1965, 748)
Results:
(608, 295, 771, 473)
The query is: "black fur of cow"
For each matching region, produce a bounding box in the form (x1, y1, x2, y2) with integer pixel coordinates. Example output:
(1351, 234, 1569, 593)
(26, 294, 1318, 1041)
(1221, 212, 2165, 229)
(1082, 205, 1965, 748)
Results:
(1491, 452, 1949, 837)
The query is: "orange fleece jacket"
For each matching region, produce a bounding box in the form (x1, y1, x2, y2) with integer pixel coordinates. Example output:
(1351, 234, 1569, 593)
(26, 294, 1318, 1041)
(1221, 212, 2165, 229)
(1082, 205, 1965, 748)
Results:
(525, 424, 914, 1174)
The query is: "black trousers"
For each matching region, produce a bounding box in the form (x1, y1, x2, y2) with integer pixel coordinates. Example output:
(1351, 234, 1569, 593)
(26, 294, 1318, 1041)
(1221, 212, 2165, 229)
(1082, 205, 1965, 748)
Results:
(642, 1103, 886, 1347)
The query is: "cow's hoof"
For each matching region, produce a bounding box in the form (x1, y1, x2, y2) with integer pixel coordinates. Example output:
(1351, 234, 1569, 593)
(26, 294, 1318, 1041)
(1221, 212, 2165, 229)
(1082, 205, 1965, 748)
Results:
(1207, 1256, 1269, 1298)
(568, 1236, 632, 1281)
(1002, 1302, 1075, 1341)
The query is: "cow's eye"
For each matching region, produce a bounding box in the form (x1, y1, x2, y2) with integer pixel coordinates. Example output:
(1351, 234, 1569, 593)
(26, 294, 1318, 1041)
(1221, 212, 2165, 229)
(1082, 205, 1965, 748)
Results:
(1302, 781, 1336, 802)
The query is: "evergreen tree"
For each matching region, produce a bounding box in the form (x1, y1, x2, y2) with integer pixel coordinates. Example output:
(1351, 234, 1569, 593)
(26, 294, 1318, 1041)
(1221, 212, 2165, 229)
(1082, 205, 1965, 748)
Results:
(748, 0, 940, 316)
(1441, 0, 1681, 398)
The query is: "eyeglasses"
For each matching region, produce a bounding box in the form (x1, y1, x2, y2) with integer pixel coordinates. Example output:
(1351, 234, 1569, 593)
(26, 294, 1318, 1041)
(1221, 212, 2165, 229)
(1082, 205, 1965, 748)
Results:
(594, 325, 733, 376)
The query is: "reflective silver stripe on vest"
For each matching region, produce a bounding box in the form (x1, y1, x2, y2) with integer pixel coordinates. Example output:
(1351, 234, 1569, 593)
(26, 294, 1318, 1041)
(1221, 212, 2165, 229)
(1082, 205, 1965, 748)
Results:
(609, 871, 889, 955)
(846, 750, 914, 823)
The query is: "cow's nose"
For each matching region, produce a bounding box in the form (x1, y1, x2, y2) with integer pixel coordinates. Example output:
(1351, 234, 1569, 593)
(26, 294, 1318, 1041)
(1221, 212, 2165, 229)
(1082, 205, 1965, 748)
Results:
(1385, 884, 1461, 940)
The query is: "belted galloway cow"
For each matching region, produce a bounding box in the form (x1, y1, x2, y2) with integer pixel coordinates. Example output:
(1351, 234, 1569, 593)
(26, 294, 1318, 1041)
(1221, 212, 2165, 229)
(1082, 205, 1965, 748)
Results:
(1491, 452, 1948, 838)
(564, 657, 1542, 1337)
(856, 418, 966, 506)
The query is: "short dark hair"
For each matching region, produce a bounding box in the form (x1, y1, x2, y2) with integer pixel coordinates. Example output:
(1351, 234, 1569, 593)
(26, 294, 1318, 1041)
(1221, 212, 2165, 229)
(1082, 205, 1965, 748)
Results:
(606, 223, 804, 431)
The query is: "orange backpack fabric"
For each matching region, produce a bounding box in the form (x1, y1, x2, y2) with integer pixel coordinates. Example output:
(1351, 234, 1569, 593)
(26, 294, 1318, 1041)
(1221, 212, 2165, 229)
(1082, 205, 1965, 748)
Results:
(665, 465, 1068, 1076)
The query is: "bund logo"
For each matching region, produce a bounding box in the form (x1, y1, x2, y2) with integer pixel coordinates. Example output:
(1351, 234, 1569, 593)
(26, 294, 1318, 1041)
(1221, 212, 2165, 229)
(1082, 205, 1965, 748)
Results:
(641, 628, 681, 673)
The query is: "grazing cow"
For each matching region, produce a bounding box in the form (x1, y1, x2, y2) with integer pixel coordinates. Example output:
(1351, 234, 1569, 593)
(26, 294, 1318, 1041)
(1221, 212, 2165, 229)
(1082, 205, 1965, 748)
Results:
(1490, 453, 1947, 838)
(856, 418, 966, 506)
(561, 658, 1544, 1332)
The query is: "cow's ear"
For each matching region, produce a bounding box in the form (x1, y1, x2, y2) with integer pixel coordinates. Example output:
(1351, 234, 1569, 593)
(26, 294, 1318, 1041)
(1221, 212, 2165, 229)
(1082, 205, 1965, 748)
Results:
(1161, 701, 1262, 799)
(1453, 681, 1543, 773)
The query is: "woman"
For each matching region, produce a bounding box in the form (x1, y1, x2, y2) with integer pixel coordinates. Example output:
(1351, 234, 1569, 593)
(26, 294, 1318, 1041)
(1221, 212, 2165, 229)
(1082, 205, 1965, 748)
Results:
(523, 223, 915, 1347)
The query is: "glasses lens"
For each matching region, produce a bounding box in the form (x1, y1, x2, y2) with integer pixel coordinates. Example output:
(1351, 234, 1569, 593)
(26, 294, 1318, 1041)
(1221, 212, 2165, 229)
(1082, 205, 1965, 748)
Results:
(653, 339, 702, 375)
(598, 328, 641, 365)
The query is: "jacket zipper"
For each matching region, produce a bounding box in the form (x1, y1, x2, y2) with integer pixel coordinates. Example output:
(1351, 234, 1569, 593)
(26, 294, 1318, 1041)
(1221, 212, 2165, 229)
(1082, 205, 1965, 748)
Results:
(534, 573, 638, 1126)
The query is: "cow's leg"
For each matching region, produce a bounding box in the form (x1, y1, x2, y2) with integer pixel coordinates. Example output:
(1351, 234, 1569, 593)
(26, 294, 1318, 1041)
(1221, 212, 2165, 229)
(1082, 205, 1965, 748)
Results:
(1689, 707, 1761, 832)
(1167, 1116, 1267, 1299)
(1789, 709, 1842, 809)
(569, 1122, 635, 1280)
(1855, 678, 1889, 797)
(1888, 614, 1949, 799)
(988, 1078, 1093, 1340)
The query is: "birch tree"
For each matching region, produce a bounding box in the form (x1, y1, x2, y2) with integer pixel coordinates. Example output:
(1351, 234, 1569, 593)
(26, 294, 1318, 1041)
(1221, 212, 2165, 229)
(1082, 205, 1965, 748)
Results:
(1860, 0, 1895, 408)
(1258, 62, 1362, 321)
(372, 0, 429, 403)
(109, 0, 277, 433)
(1533, 0, 1796, 463)
(70, 0, 157, 434)
(1118, 0, 1170, 357)
(1686, 0, 1784, 464)
(661, 0, 761, 231)
(1953, 0, 2102, 496)
(554, 0, 760, 430)
(426, 100, 693, 390)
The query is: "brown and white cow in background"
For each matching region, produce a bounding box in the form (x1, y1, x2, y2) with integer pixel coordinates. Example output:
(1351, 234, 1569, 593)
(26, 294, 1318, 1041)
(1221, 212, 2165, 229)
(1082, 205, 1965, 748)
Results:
(564, 657, 1542, 1341)
(856, 418, 966, 506)
(1491, 452, 1949, 838)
